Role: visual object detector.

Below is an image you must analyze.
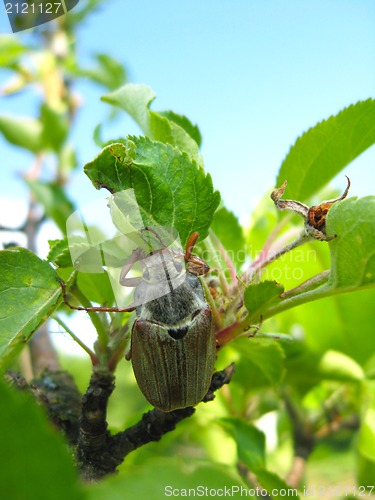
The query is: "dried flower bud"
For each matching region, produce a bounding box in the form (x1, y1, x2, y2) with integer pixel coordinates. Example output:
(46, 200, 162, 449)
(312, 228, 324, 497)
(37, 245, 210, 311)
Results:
(271, 176, 351, 241)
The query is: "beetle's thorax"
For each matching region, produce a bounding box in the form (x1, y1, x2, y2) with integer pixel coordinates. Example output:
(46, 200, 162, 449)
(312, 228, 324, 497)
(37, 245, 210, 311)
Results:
(135, 271, 206, 326)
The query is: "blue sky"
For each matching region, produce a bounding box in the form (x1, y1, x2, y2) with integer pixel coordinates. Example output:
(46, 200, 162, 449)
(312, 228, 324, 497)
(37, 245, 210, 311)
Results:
(1, 0, 375, 224)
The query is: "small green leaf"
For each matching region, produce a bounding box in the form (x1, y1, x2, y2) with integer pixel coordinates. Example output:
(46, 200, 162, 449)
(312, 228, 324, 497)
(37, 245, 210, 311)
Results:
(0, 248, 60, 370)
(84, 137, 220, 245)
(0, 381, 83, 499)
(76, 53, 127, 90)
(277, 99, 375, 201)
(218, 418, 300, 498)
(47, 239, 73, 267)
(58, 143, 78, 177)
(102, 84, 201, 163)
(158, 110, 202, 147)
(26, 180, 75, 233)
(254, 468, 300, 498)
(0, 114, 42, 152)
(40, 103, 69, 152)
(327, 196, 375, 291)
(244, 281, 284, 321)
(219, 418, 266, 470)
(0, 35, 26, 66)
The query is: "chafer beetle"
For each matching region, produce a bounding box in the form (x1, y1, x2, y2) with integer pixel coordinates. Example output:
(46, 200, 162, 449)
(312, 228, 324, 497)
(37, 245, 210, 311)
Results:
(62, 228, 216, 412)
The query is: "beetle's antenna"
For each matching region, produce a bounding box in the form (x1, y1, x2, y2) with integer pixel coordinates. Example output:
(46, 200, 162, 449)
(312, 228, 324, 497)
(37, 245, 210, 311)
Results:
(185, 232, 199, 262)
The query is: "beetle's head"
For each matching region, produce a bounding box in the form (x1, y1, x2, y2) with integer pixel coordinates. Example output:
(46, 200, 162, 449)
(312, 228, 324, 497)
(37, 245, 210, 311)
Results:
(186, 254, 210, 277)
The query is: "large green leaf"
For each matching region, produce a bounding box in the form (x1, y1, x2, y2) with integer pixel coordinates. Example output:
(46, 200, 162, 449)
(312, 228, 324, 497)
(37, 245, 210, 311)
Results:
(86, 459, 248, 500)
(277, 99, 375, 201)
(84, 137, 220, 245)
(0, 248, 60, 370)
(0, 381, 83, 500)
(102, 84, 201, 163)
(0, 114, 42, 152)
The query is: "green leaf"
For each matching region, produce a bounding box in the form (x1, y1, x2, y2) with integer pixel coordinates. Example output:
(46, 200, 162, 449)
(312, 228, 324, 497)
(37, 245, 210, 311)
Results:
(158, 110, 202, 147)
(219, 418, 266, 470)
(244, 281, 284, 322)
(0, 35, 26, 66)
(40, 104, 69, 152)
(26, 180, 75, 233)
(0, 380, 83, 500)
(211, 207, 246, 269)
(318, 350, 364, 381)
(0, 248, 60, 370)
(58, 143, 78, 177)
(86, 459, 247, 500)
(84, 137, 220, 245)
(102, 84, 201, 163)
(267, 197, 375, 322)
(284, 342, 364, 396)
(327, 196, 375, 291)
(254, 468, 300, 498)
(358, 410, 375, 461)
(47, 239, 73, 267)
(277, 99, 375, 201)
(357, 453, 375, 491)
(76, 53, 127, 90)
(218, 418, 300, 498)
(77, 272, 115, 306)
(0, 114, 42, 152)
(237, 338, 286, 386)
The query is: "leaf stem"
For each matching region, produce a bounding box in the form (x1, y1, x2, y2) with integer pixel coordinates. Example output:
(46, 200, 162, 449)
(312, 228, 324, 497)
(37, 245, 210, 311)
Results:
(280, 270, 330, 299)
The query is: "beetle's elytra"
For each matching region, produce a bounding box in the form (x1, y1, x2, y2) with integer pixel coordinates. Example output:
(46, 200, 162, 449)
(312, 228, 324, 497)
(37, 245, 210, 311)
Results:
(130, 266, 215, 412)
(126, 230, 216, 412)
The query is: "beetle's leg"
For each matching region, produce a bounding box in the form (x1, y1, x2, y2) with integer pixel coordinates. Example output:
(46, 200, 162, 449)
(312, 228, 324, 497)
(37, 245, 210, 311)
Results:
(58, 279, 136, 313)
(142, 226, 168, 248)
(119, 247, 145, 287)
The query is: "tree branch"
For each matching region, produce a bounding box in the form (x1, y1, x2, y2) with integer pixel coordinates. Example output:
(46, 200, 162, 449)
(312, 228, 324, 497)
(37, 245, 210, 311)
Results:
(77, 364, 236, 481)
